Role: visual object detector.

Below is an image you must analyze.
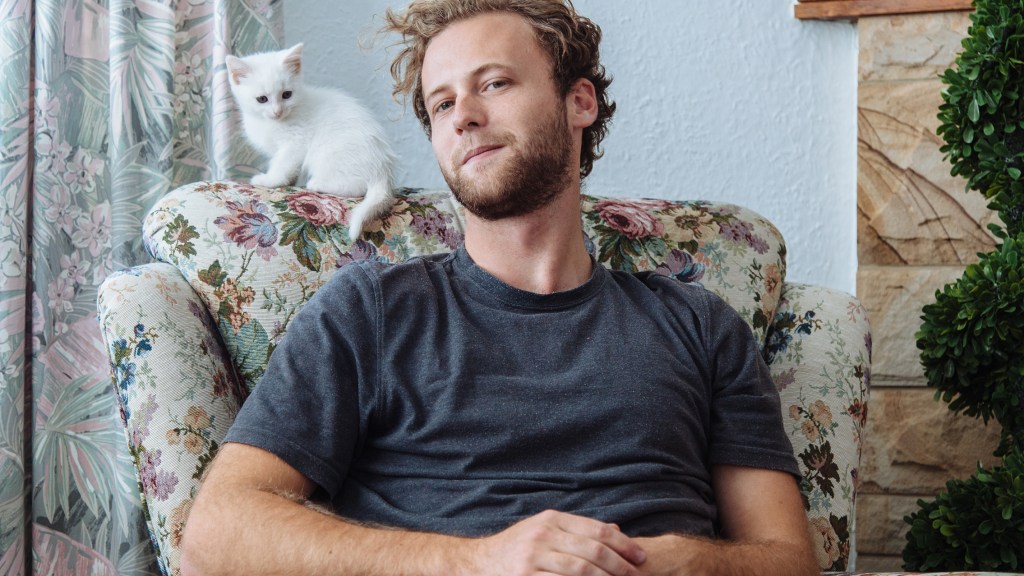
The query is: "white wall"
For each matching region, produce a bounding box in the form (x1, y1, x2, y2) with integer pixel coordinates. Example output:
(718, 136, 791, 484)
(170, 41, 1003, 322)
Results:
(285, 0, 858, 293)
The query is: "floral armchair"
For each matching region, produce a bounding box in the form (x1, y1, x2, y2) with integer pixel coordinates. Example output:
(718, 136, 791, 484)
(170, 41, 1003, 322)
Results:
(98, 181, 872, 575)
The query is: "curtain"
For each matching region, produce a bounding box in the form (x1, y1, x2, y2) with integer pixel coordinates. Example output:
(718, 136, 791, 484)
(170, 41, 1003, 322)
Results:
(0, 1, 281, 573)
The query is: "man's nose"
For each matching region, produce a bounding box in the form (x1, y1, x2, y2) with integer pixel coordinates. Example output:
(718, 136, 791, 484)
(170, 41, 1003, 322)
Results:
(453, 95, 484, 134)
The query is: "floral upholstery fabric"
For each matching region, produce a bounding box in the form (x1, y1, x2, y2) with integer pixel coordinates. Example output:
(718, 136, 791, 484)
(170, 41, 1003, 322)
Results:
(98, 181, 871, 575)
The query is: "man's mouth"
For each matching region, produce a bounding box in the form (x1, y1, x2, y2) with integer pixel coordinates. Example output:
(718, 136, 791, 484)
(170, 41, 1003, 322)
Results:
(462, 145, 504, 166)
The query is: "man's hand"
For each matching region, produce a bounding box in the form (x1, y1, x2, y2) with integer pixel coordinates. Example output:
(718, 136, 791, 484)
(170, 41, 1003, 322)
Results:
(461, 510, 648, 576)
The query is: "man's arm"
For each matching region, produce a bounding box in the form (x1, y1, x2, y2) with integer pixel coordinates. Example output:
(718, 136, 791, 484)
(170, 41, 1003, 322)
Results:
(180, 442, 648, 576)
(635, 465, 818, 576)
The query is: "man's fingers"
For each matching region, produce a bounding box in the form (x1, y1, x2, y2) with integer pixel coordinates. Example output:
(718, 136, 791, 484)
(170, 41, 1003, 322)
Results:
(538, 532, 643, 576)
(550, 511, 647, 566)
(473, 510, 647, 576)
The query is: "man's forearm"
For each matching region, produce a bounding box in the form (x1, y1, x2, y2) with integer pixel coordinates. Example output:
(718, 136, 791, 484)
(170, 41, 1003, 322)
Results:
(181, 485, 467, 576)
(183, 485, 649, 576)
(635, 534, 818, 576)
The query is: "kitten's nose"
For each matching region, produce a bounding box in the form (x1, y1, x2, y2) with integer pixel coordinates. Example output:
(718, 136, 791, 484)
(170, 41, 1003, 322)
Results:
(273, 107, 283, 119)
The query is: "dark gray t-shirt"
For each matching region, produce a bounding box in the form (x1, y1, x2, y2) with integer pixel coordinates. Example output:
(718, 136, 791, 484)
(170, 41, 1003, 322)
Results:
(225, 247, 798, 538)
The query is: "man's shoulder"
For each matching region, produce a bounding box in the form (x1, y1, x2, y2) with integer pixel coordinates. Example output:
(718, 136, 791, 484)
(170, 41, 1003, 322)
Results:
(614, 269, 712, 306)
(609, 269, 746, 327)
(313, 252, 457, 309)
(328, 252, 455, 287)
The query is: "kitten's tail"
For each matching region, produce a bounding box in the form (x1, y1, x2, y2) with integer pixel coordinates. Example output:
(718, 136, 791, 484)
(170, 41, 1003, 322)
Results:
(347, 178, 396, 243)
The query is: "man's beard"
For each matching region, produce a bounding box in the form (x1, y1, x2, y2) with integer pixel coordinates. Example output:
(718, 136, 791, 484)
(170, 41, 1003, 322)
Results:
(441, 103, 574, 221)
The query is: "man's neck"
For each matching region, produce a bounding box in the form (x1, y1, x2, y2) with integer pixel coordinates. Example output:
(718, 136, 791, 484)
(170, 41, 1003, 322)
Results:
(462, 189, 593, 295)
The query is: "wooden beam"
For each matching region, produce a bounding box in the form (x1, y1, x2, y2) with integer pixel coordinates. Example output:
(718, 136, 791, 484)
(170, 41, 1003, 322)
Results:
(795, 0, 973, 20)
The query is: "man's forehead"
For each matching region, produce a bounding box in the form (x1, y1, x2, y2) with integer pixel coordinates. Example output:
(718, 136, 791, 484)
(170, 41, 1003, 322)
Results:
(421, 12, 544, 88)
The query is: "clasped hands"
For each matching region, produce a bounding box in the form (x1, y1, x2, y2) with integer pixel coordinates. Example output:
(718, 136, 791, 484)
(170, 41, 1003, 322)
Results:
(458, 509, 690, 576)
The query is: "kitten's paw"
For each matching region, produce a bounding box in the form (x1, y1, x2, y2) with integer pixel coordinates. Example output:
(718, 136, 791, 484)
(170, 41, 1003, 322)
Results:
(251, 174, 287, 188)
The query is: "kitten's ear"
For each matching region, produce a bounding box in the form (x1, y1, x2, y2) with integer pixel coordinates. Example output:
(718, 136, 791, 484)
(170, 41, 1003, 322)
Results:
(225, 55, 251, 85)
(283, 43, 303, 77)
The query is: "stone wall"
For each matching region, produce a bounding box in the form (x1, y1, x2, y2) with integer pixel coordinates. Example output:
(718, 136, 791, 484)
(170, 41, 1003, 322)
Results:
(855, 12, 1004, 571)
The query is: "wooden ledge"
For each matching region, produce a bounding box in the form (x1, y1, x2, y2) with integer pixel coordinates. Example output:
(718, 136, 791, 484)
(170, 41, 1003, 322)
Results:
(796, 0, 973, 21)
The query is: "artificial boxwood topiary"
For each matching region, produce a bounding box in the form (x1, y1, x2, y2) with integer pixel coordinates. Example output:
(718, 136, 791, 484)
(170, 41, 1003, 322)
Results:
(905, 0, 1024, 570)
(916, 235, 1024, 457)
(936, 0, 1024, 236)
(903, 451, 1024, 572)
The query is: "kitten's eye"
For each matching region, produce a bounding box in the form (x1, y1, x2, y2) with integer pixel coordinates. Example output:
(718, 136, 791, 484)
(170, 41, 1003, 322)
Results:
(282, 91, 293, 100)
(256, 95, 268, 104)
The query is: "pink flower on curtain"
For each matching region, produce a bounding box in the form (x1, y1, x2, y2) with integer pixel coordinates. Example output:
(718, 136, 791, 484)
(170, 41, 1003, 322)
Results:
(62, 148, 103, 194)
(173, 52, 208, 118)
(34, 91, 60, 130)
(59, 251, 90, 286)
(72, 203, 111, 257)
(46, 277, 74, 314)
(0, 240, 24, 278)
(174, 53, 204, 86)
(35, 133, 56, 172)
(0, 327, 13, 363)
(36, 135, 73, 174)
(41, 180, 80, 234)
(1, 182, 26, 233)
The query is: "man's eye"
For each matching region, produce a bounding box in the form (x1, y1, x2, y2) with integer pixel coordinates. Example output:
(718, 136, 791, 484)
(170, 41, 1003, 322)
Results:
(487, 80, 507, 90)
(256, 95, 268, 104)
(435, 101, 453, 114)
(282, 91, 292, 99)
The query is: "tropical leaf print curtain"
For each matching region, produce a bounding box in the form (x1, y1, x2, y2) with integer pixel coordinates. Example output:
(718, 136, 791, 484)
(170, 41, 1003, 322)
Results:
(0, 1, 281, 573)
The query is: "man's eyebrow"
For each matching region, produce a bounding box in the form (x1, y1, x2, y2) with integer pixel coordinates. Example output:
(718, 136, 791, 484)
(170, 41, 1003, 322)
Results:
(424, 63, 513, 105)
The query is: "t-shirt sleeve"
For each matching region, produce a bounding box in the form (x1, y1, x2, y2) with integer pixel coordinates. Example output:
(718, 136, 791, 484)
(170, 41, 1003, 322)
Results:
(224, 262, 379, 498)
(702, 291, 800, 477)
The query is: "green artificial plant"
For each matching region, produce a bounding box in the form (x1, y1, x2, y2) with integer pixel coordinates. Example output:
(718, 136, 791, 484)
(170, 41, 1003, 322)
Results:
(904, 0, 1024, 571)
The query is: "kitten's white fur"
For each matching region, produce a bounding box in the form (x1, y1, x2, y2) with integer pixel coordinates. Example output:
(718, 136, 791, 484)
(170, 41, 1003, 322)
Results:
(225, 43, 396, 242)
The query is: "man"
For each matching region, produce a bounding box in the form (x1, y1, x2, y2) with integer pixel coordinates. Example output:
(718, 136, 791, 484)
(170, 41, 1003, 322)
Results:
(181, 1, 818, 574)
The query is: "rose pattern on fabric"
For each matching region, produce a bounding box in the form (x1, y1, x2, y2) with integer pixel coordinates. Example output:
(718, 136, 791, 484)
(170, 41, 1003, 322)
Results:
(772, 284, 870, 571)
(809, 515, 847, 569)
(213, 199, 278, 261)
(166, 405, 219, 482)
(286, 191, 349, 227)
(654, 249, 706, 284)
(99, 183, 872, 574)
(593, 198, 669, 239)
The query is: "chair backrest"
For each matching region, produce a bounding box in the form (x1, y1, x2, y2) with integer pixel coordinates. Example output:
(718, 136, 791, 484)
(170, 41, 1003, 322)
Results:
(143, 182, 787, 392)
(101, 181, 868, 574)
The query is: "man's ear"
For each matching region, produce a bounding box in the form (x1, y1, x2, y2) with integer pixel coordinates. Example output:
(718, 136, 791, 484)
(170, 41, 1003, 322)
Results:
(567, 78, 598, 129)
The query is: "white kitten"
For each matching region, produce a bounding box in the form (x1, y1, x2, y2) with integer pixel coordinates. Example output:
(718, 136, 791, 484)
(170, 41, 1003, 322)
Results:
(225, 43, 396, 242)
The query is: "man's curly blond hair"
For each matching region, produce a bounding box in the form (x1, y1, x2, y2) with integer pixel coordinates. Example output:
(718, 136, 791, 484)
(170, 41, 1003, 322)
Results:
(382, 0, 615, 179)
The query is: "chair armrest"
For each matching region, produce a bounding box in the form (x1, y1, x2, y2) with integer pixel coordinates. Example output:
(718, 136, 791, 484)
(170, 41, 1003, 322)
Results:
(768, 282, 872, 572)
(98, 262, 246, 576)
